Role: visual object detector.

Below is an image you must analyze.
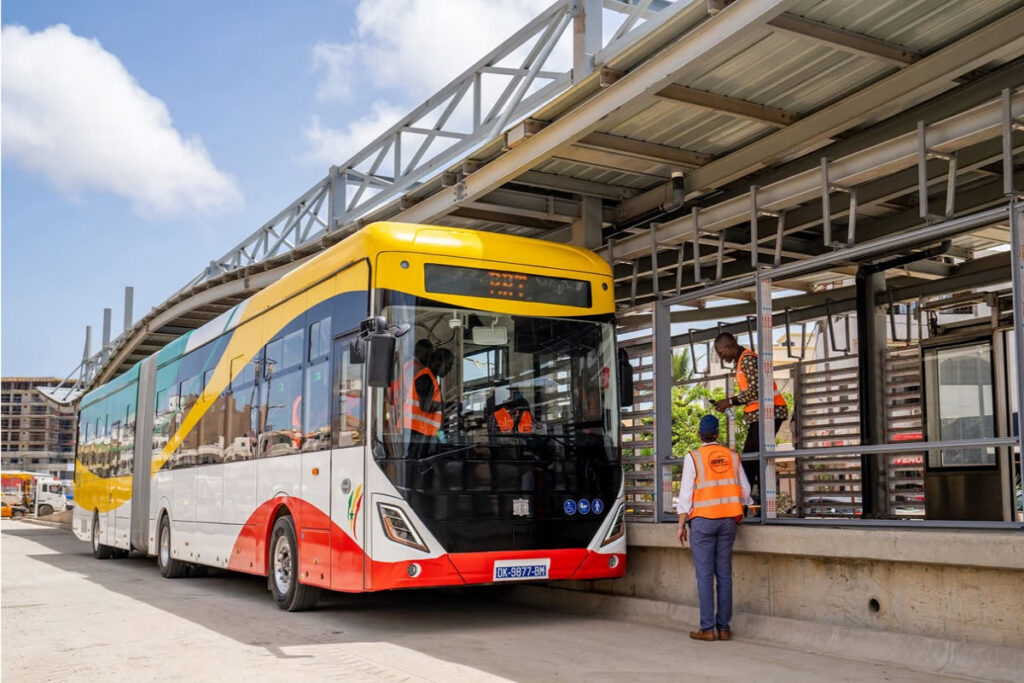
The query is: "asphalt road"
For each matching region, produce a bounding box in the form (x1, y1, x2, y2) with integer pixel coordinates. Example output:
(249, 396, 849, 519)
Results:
(2, 519, 961, 682)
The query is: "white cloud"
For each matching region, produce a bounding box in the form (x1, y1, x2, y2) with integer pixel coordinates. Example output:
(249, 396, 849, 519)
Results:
(1, 24, 242, 216)
(306, 0, 555, 165)
(312, 42, 357, 101)
(305, 102, 407, 166)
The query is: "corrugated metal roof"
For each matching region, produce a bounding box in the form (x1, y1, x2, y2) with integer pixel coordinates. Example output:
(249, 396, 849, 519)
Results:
(792, 0, 1018, 53)
(689, 32, 893, 113)
(604, 100, 773, 156)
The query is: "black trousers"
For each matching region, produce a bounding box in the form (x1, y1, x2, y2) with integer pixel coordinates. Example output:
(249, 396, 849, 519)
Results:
(741, 417, 786, 495)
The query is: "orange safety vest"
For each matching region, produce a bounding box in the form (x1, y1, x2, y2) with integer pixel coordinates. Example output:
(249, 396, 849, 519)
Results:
(735, 348, 786, 414)
(391, 359, 421, 404)
(403, 367, 442, 435)
(689, 444, 744, 519)
(493, 406, 533, 433)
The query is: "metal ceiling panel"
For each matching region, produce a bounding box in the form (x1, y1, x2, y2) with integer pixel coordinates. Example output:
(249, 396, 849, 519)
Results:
(791, 0, 1020, 54)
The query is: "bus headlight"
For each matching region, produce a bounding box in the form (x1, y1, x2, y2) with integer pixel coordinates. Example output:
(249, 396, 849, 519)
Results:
(601, 504, 626, 546)
(377, 502, 429, 552)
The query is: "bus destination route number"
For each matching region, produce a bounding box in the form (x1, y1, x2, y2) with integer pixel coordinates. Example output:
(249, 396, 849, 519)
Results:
(493, 558, 551, 582)
(424, 263, 591, 307)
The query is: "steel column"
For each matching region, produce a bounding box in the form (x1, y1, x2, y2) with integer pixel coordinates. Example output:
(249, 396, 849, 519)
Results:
(653, 299, 675, 522)
(1010, 200, 1024, 529)
(123, 286, 134, 333)
(755, 271, 774, 523)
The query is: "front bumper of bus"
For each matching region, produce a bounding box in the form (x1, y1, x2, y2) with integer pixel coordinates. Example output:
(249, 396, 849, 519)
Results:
(369, 547, 626, 591)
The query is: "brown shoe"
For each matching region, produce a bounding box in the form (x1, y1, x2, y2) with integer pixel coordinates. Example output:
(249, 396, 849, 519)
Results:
(689, 630, 716, 641)
(717, 630, 731, 641)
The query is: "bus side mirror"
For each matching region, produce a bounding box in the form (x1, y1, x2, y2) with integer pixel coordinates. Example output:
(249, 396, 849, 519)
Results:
(359, 316, 409, 388)
(618, 348, 634, 407)
(366, 333, 396, 388)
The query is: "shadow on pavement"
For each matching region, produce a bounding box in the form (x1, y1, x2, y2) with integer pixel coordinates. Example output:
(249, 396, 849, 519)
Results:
(3, 523, 596, 677)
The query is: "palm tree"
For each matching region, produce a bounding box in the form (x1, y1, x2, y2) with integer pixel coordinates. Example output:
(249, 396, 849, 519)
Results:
(672, 349, 693, 383)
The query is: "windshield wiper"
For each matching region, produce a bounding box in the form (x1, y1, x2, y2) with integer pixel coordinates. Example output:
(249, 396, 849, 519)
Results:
(416, 443, 480, 472)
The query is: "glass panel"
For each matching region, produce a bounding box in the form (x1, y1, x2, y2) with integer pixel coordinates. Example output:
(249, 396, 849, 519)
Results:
(225, 380, 256, 463)
(264, 338, 283, 377)
(283, 328, 304, 369)
(925, 342, 995, 467)
(199, 368, 225, 465)
(178, 373, 203, 468)
(309, 316, 331, 361)
(261, 368, 302, 458)
(303, 360, 332, 451)
(333, 338, 364, 448)
(231, 354, 255, 390)
(376, 296, 618, 453)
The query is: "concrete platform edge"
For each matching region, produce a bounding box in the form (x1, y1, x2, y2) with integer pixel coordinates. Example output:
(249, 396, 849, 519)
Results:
(510, 585, 1024, 683)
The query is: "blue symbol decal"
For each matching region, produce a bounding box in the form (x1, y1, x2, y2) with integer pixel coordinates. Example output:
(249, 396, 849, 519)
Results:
(563, 499, 577, 515)
(592, 498, 604, 515)
(578, 498, 590, 515)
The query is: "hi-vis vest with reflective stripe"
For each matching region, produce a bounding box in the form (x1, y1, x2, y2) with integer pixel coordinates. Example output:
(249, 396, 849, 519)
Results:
(689, 444, 744, 519)
(404, 367, 441, 435)
(735, 348, 786, 414)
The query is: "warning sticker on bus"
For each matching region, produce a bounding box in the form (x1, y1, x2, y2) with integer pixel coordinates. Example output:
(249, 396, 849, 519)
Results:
(493, 558, 551, 582)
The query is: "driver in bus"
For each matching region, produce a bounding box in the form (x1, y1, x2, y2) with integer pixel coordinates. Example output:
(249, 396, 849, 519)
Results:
(405, 347, 455, 457)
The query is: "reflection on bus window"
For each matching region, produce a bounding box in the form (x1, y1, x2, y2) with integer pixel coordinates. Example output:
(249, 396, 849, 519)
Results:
(304, 360, 331, 451)
(334, 337, 363, 448)
(262, 369, 302, 458)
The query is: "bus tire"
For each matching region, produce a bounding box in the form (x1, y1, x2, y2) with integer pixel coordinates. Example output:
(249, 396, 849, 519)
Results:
(187, 564, 209, 578)
(269, 515, 320, 612)
(38, 504, 54, 517)
(157, 515, 187, 579)
(92, 512, 113, 560)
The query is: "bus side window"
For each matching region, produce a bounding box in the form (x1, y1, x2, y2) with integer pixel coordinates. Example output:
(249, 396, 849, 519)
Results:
(304, 321, 332, 452)
(198, 367, 225, 465)
(123, 399, 135, 476)
(262, 367, 302, 459)
(226, 355, 257, 463)
(333, 335, 363, 448)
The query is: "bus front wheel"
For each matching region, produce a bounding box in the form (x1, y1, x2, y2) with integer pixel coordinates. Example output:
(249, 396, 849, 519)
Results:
(269, 515, 320, 612)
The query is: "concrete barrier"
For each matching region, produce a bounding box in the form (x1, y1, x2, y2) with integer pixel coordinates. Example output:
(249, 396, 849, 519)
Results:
(516, 523, 1024, 681)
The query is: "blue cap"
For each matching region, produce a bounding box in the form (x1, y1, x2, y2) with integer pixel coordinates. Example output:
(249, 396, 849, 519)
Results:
(699, 414, 720, 435)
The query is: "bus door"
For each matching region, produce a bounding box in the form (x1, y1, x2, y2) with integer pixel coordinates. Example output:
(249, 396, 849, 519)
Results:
(329, 334, 366, 591)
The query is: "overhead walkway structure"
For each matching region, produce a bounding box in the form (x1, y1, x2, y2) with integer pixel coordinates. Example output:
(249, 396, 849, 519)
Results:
(55, 0, 1024, 529)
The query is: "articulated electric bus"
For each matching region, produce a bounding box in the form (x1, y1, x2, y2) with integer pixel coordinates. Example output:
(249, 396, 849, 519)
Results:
(73, 223, 629, 610)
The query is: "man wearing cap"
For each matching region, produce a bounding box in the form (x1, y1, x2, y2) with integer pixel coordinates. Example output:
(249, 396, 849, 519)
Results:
(676, 414, 752, 642)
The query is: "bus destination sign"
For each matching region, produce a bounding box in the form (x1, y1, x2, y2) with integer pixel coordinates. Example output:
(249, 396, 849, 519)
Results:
(424, 263, 591, 307)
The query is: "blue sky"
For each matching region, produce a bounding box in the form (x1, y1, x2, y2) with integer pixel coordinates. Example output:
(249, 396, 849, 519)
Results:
(2, 0, 550, 378)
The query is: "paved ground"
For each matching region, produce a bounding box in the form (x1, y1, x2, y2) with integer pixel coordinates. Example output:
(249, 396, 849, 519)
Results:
(2, 519, 971, 682)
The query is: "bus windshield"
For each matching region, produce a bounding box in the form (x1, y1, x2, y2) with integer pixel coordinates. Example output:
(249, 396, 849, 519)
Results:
(375, 294, 619, 454)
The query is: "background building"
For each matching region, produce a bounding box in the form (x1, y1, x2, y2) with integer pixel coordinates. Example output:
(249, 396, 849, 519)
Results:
(1, 377, 77, 484)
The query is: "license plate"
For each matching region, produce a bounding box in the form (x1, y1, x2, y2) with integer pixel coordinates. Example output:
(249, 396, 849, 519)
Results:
(493, 558, 550, 582)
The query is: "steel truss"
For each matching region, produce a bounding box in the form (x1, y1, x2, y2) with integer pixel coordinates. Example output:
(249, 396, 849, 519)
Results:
(181, 0, 700, 293)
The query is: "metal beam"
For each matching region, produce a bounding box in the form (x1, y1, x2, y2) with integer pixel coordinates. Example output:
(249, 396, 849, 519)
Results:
(512, 171, 640, 200)
(767, 13, 920, 67)
(682, 6, 1024, 197)
(656, 83, 798, 127)
(450, 206, 566, 230)
(577, 131, 712, 167)
(391, 0, 796, 226)
(606, 90, 1024, 261)
(618, 59, 1024, 221)
(553, 147, 679, 177)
